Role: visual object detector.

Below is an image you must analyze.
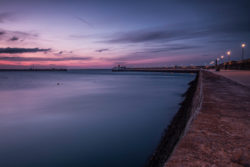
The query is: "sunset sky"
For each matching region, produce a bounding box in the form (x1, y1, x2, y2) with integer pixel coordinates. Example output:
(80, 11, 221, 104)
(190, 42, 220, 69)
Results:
(0, 0, 249, 68)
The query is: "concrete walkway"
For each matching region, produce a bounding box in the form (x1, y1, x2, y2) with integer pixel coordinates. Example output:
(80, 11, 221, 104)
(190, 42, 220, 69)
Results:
(165, 71, 250, 167)
(211, 70, 250, 87)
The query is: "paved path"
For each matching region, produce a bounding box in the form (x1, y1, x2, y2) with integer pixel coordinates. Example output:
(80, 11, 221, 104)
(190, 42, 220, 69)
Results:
(211, 70, 250, 87)
(165, 71, 250, 167)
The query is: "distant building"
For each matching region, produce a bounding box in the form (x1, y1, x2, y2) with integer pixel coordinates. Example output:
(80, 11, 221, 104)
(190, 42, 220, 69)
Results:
(112, 65, 126, 71)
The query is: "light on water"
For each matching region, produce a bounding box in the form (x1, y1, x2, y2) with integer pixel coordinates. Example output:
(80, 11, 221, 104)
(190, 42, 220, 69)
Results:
(0, 70, 195, 167)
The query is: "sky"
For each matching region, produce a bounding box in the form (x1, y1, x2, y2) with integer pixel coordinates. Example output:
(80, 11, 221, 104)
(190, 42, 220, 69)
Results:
(0, 0, 249, 68)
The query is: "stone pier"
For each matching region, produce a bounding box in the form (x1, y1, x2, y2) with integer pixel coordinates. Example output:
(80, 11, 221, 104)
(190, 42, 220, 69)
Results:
(165, 70, 250, 166)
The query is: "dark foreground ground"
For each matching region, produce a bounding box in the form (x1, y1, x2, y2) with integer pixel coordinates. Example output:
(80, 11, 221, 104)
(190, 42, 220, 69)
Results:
(166, 71, 250, 167)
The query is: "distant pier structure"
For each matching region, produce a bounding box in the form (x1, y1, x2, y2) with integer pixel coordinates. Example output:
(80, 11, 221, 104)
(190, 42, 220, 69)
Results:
(112, 65, 199, 73)
(112, 65, 127, 71)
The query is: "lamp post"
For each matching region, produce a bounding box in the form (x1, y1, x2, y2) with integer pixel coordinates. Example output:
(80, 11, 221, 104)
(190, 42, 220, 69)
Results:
(221, 56, 225, 69)
(226, 51, 231, 62)
(217, 58, 220, 64)
(241, 43, 246, 60)
(226, 51, 231, 70)
(221, 55, 224, 63)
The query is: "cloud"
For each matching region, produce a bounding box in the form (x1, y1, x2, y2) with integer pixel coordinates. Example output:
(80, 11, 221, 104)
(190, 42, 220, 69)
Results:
(0, 56, 92, 62)
(0, 12, 14, 23)
(75, 16, 92, 27)
(0, 29, 38, 42)
(9, 36, 19, 41)
(136, 45, 201, 54)
(96, 48, 109, 52)
(104, 30, 174, 43)
(12, 31, 38, 38)
(0, 47, 51, 54)
(102, 19, 250, 44)
(69, 33, 105, 40)
(0, 31, 5, 35)
(102, 44, 201, 62)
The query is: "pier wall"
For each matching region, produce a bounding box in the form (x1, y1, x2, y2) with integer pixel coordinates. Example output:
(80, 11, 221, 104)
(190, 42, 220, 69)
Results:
(146, 70, 203, 167)
(164, 70, 250, 166)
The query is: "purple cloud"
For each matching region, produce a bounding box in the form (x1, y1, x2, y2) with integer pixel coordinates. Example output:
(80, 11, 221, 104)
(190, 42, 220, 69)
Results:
(0, 56, 92, 61)
(96, 48, 109, 52)
(0, 47, 51, 54)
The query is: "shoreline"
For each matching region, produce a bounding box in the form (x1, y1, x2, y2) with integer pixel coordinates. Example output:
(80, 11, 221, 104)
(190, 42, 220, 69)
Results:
(145, 71, 202, 167)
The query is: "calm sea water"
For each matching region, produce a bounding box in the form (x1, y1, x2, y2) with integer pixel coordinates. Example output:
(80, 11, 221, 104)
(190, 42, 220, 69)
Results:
(0, 70, 195, 167)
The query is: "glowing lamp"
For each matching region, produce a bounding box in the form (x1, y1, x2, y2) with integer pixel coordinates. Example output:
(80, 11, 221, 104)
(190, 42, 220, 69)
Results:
(210, 61, 214, 65)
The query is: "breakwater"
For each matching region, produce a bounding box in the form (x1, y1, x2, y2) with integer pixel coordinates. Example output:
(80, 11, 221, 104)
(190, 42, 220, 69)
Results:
(137, 69, 250, 166)
(165, 70, 250, 166)
(145, 70, 203, 167)
(112, 68, 199, 73)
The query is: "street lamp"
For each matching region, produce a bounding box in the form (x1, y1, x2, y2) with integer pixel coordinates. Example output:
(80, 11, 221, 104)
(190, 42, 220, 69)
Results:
(241, 43, 246, 60)
(216, 57, 220, 66)
(221, 55, 224, 62)
(217, 58, 220, 64)
(221, 55, 225, 69)
(226, 50, 231, 61)
(226, 51, 231, 70)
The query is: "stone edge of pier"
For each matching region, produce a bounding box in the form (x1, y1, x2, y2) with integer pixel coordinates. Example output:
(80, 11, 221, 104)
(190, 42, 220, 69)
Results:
(146, 69, 250, 167)
(145, 70, 203, 167)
